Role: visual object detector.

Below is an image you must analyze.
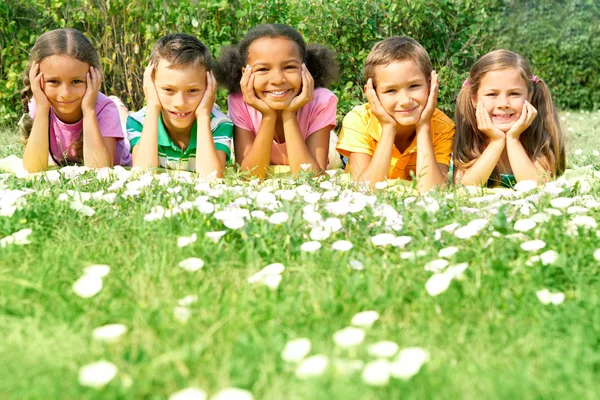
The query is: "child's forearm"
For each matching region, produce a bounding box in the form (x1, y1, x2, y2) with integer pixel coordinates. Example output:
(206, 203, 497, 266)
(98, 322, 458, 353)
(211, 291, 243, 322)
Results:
(281, 111, 323, 175)
(82, 110, 112, 168)
(352, 124, 395, 186)
(415, 125, 445, 193)
(195, 116, 224, 178)
(506, 137, 547, 183)
(23, 106, 50, 172)
(132, 106, 161, 169)
(457, 139, 505, 186)
(239, 114, 277, 178)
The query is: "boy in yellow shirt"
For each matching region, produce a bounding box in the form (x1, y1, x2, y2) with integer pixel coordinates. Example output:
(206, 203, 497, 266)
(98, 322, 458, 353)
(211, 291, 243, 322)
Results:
(336, 36, 454, 193)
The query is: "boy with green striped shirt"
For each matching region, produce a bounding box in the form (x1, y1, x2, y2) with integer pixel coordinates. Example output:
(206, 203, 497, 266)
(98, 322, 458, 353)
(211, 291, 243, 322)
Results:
(128, 33, 232, 177)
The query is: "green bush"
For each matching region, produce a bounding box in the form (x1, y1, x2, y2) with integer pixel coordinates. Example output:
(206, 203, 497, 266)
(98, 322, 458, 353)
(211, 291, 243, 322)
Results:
(491, 0, 600, 110)
(0, 0, 497, 124)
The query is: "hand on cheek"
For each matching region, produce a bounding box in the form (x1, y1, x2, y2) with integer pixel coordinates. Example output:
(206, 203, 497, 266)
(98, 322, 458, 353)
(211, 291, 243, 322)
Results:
(285, 64, 314, 113)
(240, 65, 275, 116)
(506, 101, 538, 140)
(82, 66, 101, 113)
(416, 71, 438, 129)
(29, 62, 51, 109)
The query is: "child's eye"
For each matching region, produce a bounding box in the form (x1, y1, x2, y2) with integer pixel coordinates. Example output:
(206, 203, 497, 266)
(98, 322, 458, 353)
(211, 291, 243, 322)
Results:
(188, 88, 201, 93)
(162, 88, 174, 93)
(73, 80, 84, 84)
(485, 93, 497, 97)
(410, 84, 421, 89)
(382, 89, 396, 94)
(255, 67, 268, 72)
(46, 80, 58, 84)
(510, 92, 521, 96)
(284, 65, 298, 70)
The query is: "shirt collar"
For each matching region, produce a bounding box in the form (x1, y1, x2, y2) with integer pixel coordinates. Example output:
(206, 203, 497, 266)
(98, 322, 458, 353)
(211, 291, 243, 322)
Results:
(158, 113, 197, 151)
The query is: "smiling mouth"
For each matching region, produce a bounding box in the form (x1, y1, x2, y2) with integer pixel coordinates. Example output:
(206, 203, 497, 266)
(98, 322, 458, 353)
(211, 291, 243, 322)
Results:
(264, 89, 291, 98)
(56, 100, 77, 105)
(168, 111, 192, 119)
(492, 114, 515, 122)
(395, 106, 418, 114)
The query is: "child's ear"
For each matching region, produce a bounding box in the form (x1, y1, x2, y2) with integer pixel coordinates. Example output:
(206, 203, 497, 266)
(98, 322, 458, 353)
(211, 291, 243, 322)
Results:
(471, 93, 478, 109)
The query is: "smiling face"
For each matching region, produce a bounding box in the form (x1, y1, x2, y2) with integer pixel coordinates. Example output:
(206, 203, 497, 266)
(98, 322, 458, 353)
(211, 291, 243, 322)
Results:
(247, 37, 303, 110)
(473, 67, 530, 133)
(372, 59, 429, 127)
(154, 59, 207, 135)
(39, 55, 90, 123)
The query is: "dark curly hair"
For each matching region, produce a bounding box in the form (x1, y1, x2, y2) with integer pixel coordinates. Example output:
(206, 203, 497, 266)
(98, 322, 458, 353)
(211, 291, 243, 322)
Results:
(214, 24, 339, 93)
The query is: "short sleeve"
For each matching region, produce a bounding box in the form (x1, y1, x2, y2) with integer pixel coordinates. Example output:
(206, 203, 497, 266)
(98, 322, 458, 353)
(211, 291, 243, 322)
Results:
(210, 106, 234, 161)
(306, 88, 338, 136)
(228, 94, 255, 133)
(126, 116, 143, 148)
(336, 107, 375, 157)
(431, 109, 456, 166)
(96, 99, 125, 140)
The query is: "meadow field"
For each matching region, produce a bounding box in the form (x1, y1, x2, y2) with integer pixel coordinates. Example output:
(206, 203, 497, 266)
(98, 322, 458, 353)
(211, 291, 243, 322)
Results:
(1, 111, 600, 399)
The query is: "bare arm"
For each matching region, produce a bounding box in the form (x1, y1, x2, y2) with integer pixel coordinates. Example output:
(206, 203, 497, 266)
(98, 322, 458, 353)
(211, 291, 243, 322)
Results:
(132, 64, 161, 169)
(349, 78, 399, 186)
(234, 65, 279, 178)
(414, 125, 448, 193)
(235, 117, 276, 178)
(194, 71, 226, 178)
(349, 124, 395, 185)
(80, 66, 115, 168)
(22, 62, 50, 172)
(413, 71, 449, 193)
(455, 101, 506, 186)
(506, 101, 548, 183)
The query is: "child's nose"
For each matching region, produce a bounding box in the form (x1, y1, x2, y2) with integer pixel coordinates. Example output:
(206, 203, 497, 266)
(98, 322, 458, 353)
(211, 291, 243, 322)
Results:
(270, 69, 285, 85)
(59, 84, 72, 99)
(173, 92, 186, 107)
(497, 94, 510, 107)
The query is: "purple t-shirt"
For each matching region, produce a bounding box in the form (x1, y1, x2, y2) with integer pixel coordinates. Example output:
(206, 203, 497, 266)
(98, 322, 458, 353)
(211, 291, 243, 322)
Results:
(29, 92, 132, 166)
(228, 87, 338, 165)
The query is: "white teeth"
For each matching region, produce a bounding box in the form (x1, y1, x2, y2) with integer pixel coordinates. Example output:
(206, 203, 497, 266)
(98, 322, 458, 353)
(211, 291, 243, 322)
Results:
(269, 90, 287, 95)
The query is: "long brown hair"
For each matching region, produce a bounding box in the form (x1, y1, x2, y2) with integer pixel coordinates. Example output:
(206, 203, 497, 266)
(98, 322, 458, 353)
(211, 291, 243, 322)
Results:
(453, 50, 566, 184)
(19, 28, 102, 162)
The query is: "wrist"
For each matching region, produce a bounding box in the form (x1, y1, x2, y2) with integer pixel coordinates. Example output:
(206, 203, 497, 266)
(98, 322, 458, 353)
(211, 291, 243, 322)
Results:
(35, 104, 51, 114)
(82, 107, 97, 117)
(281, 110, 298, 120)
(506, 135, 522, 144)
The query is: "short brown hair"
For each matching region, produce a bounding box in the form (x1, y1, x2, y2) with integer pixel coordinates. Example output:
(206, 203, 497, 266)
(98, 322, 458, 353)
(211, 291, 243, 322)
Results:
(364, 36, 432, 85)
(149, 33, 212, 70)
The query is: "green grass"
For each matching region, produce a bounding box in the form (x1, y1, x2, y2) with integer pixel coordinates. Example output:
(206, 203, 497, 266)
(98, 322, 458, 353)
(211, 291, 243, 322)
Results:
(1, 112, 600, 399)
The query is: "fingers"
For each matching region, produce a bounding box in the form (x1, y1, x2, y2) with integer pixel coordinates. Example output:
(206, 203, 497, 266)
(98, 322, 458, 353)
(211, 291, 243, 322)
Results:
(429, 70, 439, 98)
(143, 63, 155, 85)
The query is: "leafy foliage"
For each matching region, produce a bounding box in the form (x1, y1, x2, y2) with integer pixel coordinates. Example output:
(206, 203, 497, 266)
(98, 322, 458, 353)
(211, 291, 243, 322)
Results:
(491, 0, 600, 110)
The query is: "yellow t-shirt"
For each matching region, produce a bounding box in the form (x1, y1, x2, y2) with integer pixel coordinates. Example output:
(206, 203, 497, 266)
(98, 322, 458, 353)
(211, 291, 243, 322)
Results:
(336, 104, 455, 180)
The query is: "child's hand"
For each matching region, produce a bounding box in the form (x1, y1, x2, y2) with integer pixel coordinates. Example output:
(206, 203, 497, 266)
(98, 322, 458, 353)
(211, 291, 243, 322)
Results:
(29, 61, 51, 110)
(416, 71, 439, 130)
(240, 65, 274, 116)
(81, 66, 101, 114)
(195, 71, 216, 119)
(506, 101, 538, 140)
(143, 63, 161, 110)
(476, 100, 505, 142)
(284, 64, 314, 113)
(365, 78, 396, 127)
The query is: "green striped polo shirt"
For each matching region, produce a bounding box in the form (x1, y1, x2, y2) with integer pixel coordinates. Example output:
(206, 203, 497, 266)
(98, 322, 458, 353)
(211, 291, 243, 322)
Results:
(126, 106, 233, 171)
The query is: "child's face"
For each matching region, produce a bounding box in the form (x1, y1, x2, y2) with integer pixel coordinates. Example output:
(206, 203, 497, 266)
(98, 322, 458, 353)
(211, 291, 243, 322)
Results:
(473, 68, 530, 133)
(39, 55, 90, 123)
(372, 59, 430, 127)
(154, 59, 207, 134)
(247, 37, 303, 110)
